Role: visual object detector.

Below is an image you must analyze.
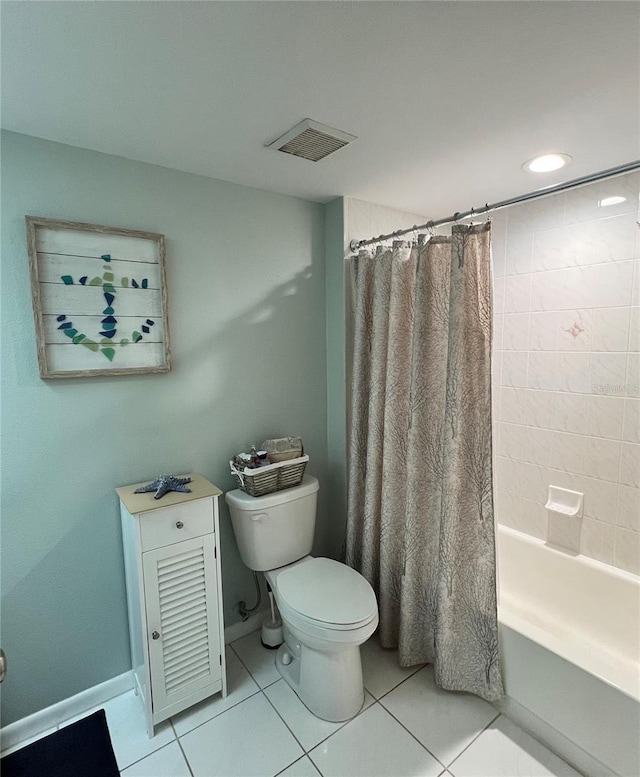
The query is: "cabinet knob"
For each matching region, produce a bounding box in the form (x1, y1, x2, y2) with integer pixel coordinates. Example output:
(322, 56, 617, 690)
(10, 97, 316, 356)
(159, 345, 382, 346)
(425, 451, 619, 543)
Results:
(152, 631, 161, 640)
(175, 521, 184, 529)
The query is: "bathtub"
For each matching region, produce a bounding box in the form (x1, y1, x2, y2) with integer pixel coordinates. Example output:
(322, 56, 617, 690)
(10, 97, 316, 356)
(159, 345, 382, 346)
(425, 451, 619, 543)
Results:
(496, 525, 640, 777)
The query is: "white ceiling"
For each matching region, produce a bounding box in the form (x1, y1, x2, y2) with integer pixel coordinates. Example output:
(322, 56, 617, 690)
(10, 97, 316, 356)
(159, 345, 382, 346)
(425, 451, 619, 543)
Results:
(2, 1, 639, 217)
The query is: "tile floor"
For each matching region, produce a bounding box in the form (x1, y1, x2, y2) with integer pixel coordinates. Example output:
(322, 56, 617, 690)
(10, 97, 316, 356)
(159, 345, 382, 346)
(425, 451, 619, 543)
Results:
(13, 630, 582, 777)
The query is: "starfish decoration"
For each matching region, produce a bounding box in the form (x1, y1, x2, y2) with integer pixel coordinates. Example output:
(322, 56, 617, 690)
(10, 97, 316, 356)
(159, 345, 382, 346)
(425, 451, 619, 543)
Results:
(134, 474, 192, 500)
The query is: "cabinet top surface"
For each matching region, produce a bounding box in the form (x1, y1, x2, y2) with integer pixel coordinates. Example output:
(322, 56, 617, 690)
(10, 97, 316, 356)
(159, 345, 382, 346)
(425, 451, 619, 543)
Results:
(116, 473, 222, 514)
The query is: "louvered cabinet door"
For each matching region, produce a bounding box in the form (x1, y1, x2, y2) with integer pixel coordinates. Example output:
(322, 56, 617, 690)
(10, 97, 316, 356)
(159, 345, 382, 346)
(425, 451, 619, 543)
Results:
(142, 533, 222, 720)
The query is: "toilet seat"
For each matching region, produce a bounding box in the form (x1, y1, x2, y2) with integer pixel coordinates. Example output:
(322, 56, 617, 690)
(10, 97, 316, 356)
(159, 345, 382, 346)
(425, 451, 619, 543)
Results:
(273, 557, 378, 630)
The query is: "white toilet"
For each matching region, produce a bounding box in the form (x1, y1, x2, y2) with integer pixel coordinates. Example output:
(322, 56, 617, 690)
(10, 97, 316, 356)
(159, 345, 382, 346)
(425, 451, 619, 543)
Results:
(226, 475, 378, 722)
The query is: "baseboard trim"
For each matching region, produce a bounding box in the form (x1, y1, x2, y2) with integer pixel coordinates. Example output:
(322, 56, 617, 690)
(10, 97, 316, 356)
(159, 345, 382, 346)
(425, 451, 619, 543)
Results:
(498, 695, 620, 777)
(0, 671, 133, 755)
(2, 610, 268, 754)
(224, 608, 268, 644)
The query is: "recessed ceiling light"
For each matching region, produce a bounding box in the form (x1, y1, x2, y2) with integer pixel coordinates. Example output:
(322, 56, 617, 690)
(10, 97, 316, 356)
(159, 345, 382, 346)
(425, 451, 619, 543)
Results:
(598, 196, 627, 207)
(522, 153, 572, 173)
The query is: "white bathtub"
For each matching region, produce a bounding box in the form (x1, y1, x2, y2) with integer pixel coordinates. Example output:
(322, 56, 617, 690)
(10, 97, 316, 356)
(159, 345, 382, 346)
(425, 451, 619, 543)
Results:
(497, 525, 640, 777)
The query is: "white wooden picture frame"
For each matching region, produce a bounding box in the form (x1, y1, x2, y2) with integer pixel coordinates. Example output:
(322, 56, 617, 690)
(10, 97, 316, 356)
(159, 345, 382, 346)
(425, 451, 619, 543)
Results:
(26, 216, 171, 379)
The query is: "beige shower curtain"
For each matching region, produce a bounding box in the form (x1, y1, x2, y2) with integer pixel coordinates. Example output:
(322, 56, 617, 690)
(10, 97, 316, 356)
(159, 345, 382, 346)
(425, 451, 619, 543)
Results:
(346, 224, 503, 702)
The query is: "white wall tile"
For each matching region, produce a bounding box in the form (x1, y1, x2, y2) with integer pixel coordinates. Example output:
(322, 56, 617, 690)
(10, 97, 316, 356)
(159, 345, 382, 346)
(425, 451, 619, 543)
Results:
(498, 423, 524, 460)
(500, 388, 527, 424)
(493, 314, 504, 350)
(495, 456, 518, 495)
(632, 260, 640, 306)
(493, 275, 505, 315)
(619, 442, 640, 487)
(505, 228, 533, 275)
(496, 492, 547, 539)
(582, 437, 621, 482)
(522, 427, 554, 467)
(581, 261, 635, 308)
(533, 216, 636, 273)
(591, 307, 631, 351)
(617, 485, 640, 532)
(626, 353, 640, 397)
(556, 352, 591, 393)
(527, 352, 556, 390)
(613, 527, 640, 575)
(629, 306, 640, 351)
(529, 312, 558, 351)
(502, 313, 530, 350)
(551, 432, 584, 473)
(504, 274, 532, 313)
(586, 395, 624, 439)
(589, 353, 627, 396)
(622, 398, 640, 443)
(530, 266, 584, 311)
(511, 461, 546, 502)
(552, 392, 588, 434)
(563, 173, 638, 224)
(525, 389, 556, 428)
(502, 351, 528, 387)
(580, 518, 615, 564)
(580, 476, 619, 522)
(492, 349, 503, 386)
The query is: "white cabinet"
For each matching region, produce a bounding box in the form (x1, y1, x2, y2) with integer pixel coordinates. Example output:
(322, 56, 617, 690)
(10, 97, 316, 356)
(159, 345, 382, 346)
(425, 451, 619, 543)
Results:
(117, 473, 226, 736)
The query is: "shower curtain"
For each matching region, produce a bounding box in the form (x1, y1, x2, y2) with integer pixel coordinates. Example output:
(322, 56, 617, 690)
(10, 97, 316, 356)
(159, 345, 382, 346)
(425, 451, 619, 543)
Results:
(346, 224, 503, 701)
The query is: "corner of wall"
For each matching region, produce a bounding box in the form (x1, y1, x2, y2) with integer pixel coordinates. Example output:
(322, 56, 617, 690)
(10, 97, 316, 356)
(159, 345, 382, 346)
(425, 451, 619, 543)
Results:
(324, 198, 347, 559)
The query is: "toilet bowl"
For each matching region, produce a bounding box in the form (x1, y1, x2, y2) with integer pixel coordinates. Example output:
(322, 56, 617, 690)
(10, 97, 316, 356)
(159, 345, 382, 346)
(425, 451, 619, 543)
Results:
(225, 475, 379, 722)
(266, 556, 378, 721)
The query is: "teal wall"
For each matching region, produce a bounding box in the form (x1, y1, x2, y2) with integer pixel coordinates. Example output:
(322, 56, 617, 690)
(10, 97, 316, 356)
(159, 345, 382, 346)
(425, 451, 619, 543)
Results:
(0, 131, 329, 725)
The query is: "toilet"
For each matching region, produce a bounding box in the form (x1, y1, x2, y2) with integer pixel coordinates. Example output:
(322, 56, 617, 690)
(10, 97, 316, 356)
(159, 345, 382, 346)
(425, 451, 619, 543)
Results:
(225, 475, 378, 722)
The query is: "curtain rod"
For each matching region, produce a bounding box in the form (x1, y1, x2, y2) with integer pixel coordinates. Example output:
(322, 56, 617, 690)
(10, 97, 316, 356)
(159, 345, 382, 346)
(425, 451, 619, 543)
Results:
(349, 160, 640, 252)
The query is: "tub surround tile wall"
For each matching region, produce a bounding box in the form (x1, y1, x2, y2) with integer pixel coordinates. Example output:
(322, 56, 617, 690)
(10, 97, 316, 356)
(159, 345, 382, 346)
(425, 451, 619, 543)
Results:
(492, 172, 640, 574)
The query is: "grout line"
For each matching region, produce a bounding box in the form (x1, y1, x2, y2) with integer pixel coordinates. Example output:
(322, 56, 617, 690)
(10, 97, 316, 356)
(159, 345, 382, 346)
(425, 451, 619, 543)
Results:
(263, 676, 376, 757)
(369, 663, 427, 705)
(119, 739, 182, 775)
(171, 721, 194, 777)
(228, 640, 281, 692)
(273, 753, 312, 777)
(260, 686, 307, 754)
(169, 687, 262, 740)
(447, 711, 501, 772)
(374, 698, 446, 770)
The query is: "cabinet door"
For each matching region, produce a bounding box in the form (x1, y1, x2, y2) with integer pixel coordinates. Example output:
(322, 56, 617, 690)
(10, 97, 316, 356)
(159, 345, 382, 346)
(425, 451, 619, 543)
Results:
(142, 533, 221, 719)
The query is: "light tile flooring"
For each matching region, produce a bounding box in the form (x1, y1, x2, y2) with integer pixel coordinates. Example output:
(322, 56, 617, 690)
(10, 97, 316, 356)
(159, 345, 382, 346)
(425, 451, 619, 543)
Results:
(19, 631, 582, 777)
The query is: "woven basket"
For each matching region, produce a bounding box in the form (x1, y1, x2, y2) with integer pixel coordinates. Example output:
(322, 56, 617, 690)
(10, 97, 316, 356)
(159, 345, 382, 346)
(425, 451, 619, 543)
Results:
(230, 455, 309, 497)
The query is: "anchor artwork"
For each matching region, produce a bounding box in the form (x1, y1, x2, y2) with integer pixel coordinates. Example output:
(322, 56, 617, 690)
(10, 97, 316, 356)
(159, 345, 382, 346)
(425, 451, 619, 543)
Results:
(55, 252, 156, 363)
(26, 217, 170, 378)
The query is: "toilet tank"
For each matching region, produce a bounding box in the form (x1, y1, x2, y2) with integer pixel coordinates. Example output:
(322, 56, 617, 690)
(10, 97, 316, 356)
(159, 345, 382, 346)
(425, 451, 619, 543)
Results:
(225, 475, 319, 571)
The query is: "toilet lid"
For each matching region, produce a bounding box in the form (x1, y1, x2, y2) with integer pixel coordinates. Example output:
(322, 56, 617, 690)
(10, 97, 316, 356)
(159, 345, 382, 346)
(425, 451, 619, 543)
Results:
(276, 558, 377, 626)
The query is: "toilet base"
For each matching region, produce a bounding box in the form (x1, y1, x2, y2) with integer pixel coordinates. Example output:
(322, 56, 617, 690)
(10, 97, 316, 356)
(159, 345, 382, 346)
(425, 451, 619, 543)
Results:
(275, 638, 365, 722)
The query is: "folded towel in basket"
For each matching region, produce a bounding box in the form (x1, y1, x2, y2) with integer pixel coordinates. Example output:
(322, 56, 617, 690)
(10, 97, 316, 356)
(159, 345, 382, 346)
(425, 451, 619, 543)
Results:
(262, 436, 303, 463)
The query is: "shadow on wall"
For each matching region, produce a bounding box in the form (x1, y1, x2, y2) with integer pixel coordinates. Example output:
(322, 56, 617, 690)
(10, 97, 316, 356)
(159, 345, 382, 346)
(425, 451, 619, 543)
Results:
(2, 257, 331, 726)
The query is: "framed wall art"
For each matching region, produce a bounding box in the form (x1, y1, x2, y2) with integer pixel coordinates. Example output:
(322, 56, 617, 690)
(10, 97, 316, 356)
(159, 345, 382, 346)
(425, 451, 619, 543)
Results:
(26, 216, 171, 379)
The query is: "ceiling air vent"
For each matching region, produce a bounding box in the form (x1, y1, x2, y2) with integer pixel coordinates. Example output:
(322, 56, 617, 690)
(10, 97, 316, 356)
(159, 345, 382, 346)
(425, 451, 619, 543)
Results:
(267, 119, 357, 162)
